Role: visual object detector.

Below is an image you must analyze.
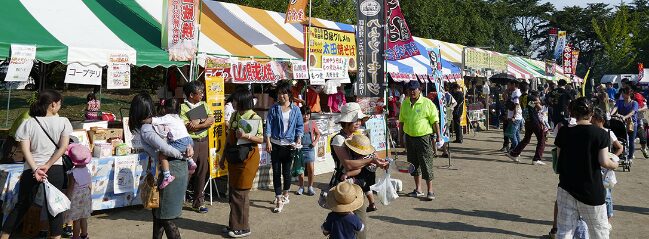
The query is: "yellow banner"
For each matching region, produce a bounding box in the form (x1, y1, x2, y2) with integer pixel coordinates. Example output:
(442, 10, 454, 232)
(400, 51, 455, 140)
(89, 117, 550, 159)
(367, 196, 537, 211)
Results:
(457, 79, 468, 127)
(306, 26, 357, 71)
(205, 75, 227, 178)
(285, 0, 308, 24)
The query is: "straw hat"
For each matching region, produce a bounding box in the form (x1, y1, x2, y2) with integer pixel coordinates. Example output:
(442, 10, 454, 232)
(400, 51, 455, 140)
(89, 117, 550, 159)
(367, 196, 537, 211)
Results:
(335, 103, 368, 123)
(344, 134, 375, 156)
(67, 144, 92, 166)
(326, 181, 364, 212)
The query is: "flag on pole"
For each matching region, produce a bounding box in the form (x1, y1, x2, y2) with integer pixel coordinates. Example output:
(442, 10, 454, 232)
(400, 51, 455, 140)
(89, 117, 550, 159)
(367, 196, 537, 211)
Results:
(553, 31, 567, 61)
(285, 0, 308, 24)
(385, 0, 420, 61)
(354, 0, 385, 97)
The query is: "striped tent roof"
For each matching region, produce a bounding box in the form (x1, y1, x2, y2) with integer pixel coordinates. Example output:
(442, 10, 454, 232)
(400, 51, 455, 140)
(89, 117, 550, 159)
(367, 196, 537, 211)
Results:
(386, 37, 463, 80)
(507, 57, 533, 80)
(0, 0, 183, 67)
(509, 57, 544, 79)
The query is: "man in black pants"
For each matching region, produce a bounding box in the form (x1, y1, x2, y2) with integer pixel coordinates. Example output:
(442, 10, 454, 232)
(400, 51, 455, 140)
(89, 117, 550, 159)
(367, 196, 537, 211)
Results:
(451, 83, 464, 143)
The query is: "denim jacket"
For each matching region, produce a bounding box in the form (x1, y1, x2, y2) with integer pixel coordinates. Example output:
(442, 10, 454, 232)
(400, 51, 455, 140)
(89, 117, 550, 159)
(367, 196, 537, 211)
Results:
(265, 103, 304, 142)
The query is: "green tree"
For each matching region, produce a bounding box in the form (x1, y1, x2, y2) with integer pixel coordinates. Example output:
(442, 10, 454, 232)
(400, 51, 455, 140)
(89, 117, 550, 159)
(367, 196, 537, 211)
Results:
(592, 5, 640, 74)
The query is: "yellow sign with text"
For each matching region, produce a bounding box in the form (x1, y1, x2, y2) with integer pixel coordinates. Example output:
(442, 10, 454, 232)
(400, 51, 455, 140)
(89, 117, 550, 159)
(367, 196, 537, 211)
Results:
(306, 26, 357, 71)
(205, 75, 227, 178)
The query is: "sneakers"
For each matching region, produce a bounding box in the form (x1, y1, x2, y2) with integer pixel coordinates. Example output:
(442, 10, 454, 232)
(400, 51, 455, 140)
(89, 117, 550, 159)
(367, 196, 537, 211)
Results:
(499, 146, 509, 153)
(306, 187, 316, 196)
(366, 203, 378, 212)
(425, 192, 436, 201)
(193, 206, 208, 213)
(188, 160, 197, 174)
(533, 160, 546, 165)
(506, 153, 519, 162)
(228, 229, 251, 238)
(407, 190, 424, 197)
(296, 187, 304, 195)
(62, 224, 73, 238)
(548, 227, 557, 239)
(273, 197, 285, 213)
(282, 195, 290, 205)
(642, 149, 649, 159)
(159, 175, 175, 189)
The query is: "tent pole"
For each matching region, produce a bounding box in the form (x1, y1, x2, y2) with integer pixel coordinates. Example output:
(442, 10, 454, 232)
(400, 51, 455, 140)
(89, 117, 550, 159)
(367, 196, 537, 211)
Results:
(5, 85, 11, 128)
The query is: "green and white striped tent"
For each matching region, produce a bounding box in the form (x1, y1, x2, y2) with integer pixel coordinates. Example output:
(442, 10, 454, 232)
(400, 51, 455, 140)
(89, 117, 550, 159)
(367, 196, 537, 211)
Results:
(0, 0, 185, 67)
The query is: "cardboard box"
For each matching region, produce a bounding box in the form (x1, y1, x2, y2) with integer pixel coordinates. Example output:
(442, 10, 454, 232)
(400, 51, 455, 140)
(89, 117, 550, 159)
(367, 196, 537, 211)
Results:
(88, 128, 123, 149)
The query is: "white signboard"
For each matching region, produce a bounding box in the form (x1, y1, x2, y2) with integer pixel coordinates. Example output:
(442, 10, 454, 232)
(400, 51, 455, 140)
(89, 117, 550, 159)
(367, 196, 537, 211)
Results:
(113, 155, 139, 194)
(5, 44, 36, 82)
(107, 53, 131, 89)
(309, 68, 325, 85)
(291, 61, 309, 79)
(65, 63, 102, 85)
(322, 56, 348, 79)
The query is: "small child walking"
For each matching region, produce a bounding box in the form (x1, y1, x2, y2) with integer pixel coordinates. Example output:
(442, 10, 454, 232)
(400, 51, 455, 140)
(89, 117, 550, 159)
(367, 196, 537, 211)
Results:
(65, 144, 93, 239)
(146, 98, 197, 189)
(322, 181, 365, 239)
(296, 106, 320, 196)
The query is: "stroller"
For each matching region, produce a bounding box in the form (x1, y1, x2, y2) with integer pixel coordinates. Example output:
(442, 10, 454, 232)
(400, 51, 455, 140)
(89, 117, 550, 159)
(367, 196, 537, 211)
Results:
(608, 115, 632, 172)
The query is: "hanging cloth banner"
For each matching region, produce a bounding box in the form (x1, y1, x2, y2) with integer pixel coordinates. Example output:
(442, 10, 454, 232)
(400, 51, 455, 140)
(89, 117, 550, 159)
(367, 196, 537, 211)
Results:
(285, 0, 308, 24)
(204, 73, 227, 178)
(162, 0, 199, 61)
(639, 63, 645, 81)
(5, 44, 36, 82)
(290, 61, 309, 79)
(433, 78, 450, 143)
(230, 59, 287, 84)
(385, 0, 420, 61)
(355, 0, 385, 97)
(305, 26, 357, 71)
(548, 28, 558, 58)
(553, 31, 567, 61)
(563, 44, 573, 75)
(205, 56, 232, 79)
(64, 63, 102, 85)
(571, 50, 579, 75)
(107, 53, 131, 89)
(427, 48, 442, 80)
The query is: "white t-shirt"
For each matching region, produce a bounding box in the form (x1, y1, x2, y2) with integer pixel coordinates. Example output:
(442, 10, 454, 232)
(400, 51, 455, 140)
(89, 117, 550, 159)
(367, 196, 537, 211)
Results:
(508, 89, 523, 120)
(152, 114, 191, 141)
(331, 134, 346, 147)
(224, 102, 235, 123)
(15, 116, 73, 170)
(270, 109, 294, 146)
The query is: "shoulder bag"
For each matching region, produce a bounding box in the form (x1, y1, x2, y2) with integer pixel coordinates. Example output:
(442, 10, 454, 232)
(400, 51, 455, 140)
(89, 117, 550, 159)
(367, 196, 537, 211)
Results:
(33, 117, 73, 172)
(139, 156, 160, 209)
(225, 112, 256, 164)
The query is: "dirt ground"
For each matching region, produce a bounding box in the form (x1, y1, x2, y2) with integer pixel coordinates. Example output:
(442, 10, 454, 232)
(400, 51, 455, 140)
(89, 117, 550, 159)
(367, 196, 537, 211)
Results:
(87, 130, 649, 238)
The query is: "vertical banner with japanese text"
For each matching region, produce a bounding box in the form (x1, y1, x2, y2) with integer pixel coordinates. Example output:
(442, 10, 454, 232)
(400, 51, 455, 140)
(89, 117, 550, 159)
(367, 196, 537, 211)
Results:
(162, 0, 198, 61)
(553, 31, 567, 61)
(571, 50, 579, 75)
(285, 0, 308, 24)
(5, 44, 36, 82)
(204, 59, 226, 178)
(563, 44, 573, 75)
(547, 28, 558, 58)
(355, 0, 385, 97)
(107, 53, 131, 89)
(427, 48, 442, 79)
(385, 0, 419, 60)
(429, 47, 450, 143)
(456, 78, 468, 127)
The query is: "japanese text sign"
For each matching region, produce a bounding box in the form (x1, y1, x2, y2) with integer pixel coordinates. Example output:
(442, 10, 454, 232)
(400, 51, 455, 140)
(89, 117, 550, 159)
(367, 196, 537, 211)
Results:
(205, 56, 232, 79)
(355, 0, 385, 97)
(163, 0, 198, 61)
(306, 26, 357, 71)
(107, 53, 131, 89)
(309, 68, 325, 85)
(64, 63, 102, 86)
(285, 0, 308, 24)
(322, 56, 349, 79)
(230, 60, 287, 84)
(5, 44, 36, 82)
(385, 0, 420, 61)
(427, 48, 442, 79)
(205, 74, 227, 178)
(571, 50, 579, 75)
(563, 44, 573, 75)
(291, 61, 309, 79)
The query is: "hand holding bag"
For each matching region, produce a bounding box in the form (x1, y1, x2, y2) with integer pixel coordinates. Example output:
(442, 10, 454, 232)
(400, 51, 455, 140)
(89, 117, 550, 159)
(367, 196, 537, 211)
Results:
(139, 157, 160, 209)
(43, 179, 71, 217)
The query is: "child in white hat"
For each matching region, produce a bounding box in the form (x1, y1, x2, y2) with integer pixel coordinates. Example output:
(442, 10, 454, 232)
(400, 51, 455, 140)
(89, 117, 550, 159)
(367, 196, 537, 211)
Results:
(322, 181, 365, 239)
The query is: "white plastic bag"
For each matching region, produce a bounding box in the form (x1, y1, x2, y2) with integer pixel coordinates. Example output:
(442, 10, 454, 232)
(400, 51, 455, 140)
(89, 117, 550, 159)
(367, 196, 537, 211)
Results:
(603, 169, 617, 189)
(44, 179, 71, 217)
(370, 162, 399, 205)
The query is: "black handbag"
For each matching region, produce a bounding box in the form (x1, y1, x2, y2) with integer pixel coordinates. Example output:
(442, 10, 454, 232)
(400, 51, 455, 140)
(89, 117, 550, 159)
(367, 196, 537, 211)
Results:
(225, 143, 253, 164)
(33, 117, 73, 172)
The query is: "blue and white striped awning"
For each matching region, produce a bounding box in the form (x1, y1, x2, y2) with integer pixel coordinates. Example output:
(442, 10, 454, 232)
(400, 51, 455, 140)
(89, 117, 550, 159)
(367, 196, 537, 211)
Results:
(386, 37, 462, 81)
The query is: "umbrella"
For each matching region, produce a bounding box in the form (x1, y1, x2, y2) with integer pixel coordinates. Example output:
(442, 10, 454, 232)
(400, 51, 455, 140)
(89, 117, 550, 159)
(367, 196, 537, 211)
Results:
(489, 73, 517, 85)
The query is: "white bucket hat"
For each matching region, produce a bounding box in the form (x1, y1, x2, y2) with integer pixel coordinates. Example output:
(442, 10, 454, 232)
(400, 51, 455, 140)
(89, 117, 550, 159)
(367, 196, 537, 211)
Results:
(335, 103, 368, 123)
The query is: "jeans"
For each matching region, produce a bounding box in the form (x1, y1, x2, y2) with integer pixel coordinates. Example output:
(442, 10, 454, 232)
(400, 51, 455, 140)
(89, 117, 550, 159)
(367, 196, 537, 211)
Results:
(502, 121, 510, 148)
(510, 121, 546, 161)
(452, 114, 463, 142)
(605, 188, 613, 218)
(270, 143, 294, 196)
(627, 124, 638, 158)
(508, 119, 522, 150)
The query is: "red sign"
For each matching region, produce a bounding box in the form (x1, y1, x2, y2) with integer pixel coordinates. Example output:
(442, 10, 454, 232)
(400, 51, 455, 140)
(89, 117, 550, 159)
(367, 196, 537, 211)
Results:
(205, 56, 232, 79)
(563, 44, 573, 75)
(385, 0, 420, 61)
(571, 50, 579, 75)
(230, 60, 288, 83)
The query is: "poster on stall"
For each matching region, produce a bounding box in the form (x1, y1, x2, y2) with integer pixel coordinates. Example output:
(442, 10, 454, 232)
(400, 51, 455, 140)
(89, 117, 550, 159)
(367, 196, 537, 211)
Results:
(385, 0, 419, 61)
(322, 56, 349, 79)
(107, 53, 131, 89)
(314, 136, 328, 162)
(309, 68, 325, 85)
(365, 115, 387, 151)
(205, 74, 227, 178)
(205, 56, 232, 79)
(291, 61, 309, 79)
(285, 0, 308, 24)
(553, 31, 567, 61)
(355, 0, 385, 97)
(113, 155, 139, 194)
(5, 44, 36, 82)
(162, 0, 199, 61)
(305, 26, 357, 71)
(230, 60, 286, 83)
(64, 63, 102, 85)
(456, 79, 468, 127)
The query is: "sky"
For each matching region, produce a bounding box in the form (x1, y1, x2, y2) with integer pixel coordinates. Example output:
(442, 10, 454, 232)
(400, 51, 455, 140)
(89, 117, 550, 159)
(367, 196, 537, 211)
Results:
(542, 0, 627, 9)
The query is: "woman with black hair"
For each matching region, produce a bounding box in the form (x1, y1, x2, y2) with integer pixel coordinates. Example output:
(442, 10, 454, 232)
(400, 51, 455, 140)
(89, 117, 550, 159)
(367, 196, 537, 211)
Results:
(218, 87, 263, 238)
(611, 88, 639, 159)
(1, 90, 72, 239)
(129, 93, 192, 239)
(265, 80, 304, 213)
(554, 97, 618, 238)
(507, 94, 548, 165)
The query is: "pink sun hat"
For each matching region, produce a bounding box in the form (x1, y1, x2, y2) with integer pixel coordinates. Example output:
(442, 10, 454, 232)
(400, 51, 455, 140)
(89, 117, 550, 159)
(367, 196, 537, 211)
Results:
(67, 144, 92, 166)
